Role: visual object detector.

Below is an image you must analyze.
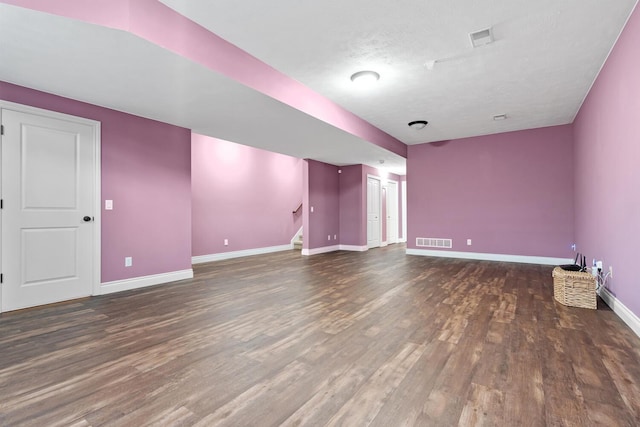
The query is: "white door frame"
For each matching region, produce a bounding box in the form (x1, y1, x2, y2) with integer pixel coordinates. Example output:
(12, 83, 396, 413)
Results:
(0, 100, 101, 312)
(366, 174, 383, 249)
(401, 180, 407, 243)
(386, 179, 399, 244)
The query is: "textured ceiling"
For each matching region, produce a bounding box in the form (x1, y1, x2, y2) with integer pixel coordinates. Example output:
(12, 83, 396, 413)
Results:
(0, 3, 407, 174)
(1, 1, 638, 176)
(160, 0, 637, 144)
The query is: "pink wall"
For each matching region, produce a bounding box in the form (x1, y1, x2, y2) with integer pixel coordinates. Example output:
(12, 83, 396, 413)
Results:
(573, 4, 640, 314)
(305, 160, 340, 249)
(191, 134, 303, 255)
(0, 81, 192, 282)
(338, 165, 365, 246)
(407, 125, 574, 258)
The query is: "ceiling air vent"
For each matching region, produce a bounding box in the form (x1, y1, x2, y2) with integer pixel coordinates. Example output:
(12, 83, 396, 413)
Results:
(416, 237, 452, 249)
(469, 27, 494, 48)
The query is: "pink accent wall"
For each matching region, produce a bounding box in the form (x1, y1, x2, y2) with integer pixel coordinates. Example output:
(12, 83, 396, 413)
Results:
(338, 165, 366, 246)
(573, 4, 640, 314)
(0, 81, 192, 282)
(305, 160, 340, 249)
(2, 0, 406, 158)
(191, 134, 303, 255)
(407, 125, 574, 258)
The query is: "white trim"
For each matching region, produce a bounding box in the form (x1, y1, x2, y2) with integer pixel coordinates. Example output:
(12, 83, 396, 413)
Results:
(301, 245, 340, 256)
(406, 248, 572, 265)
(192, 244, 293, 264)
(381, 241, 388, 247)
(386, 179, 399, 244)
(290, 226, 303, 245)
(339, 245, 368, 252)
(366, 174, 383, 249)
(99, 269, 193, 295)
(599, 287, 640, 338)
(401, 180, 407, 242)
(399, 238, 407, 243)
(92, 122, 102, 297)
(0, 101, 102, 312)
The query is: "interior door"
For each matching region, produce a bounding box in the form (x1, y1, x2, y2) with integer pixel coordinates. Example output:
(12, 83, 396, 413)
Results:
(1, 108, 96, 312)
(367, 176, 381, 248)
(386, 180, 398, 244)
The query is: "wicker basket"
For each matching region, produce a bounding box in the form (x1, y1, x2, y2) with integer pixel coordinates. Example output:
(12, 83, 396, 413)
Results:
(552, 267, 597, 309)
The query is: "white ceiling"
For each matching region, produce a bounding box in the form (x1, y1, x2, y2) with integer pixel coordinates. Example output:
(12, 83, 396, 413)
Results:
(1, 1, 638, 175)
(160, 0, 637, 144)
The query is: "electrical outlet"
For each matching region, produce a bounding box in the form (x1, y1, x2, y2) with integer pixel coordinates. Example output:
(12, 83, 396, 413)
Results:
(609, 265, 613, 278)
(311, 206, 314, 213)
(105, 200, 113, 210)
(596, 260, 603, 269)
(467, 239, 472, 246)
(328, 235, 331, 241)
(224, 239, 229, 246)
(334, 234, 337, 240)
(125, 257, 132, 267)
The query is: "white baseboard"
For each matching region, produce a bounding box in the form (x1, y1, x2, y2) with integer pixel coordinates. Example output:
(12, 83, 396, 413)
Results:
(339, 245, 368, 252)
(598, 287, 640, 338)
(302, 245, 340, 256)
(406, 248, 572, 266)
(100, 269, 193, 295)
(192, 244, 293, 264)
(381, 241, 388, 247)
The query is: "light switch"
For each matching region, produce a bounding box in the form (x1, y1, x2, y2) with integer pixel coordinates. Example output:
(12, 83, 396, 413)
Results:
(105, 200, 113, 210)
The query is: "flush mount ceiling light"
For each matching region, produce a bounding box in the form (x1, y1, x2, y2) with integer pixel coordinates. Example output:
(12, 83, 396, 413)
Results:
(408, 120, 429, 130)
(493, 114, 508, 121)
(350, 70, 380, 85)
(469, 27, 494, 48)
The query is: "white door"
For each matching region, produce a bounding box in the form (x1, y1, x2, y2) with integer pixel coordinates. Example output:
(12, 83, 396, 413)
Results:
(386, 180, 398, 244)
(1, 108, 97, 312)
(367, 176, 381, 248)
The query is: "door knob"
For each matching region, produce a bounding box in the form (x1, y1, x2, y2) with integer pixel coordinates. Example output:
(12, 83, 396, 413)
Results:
(83, 216, 92, 222)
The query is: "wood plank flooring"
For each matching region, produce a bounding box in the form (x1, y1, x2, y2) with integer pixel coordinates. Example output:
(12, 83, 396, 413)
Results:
(1, 244, 640, 426)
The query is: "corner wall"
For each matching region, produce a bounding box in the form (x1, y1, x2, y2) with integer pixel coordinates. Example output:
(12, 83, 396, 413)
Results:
(305, 160, 340, 252)
(338, 165, 365, 247)
(191, 134, 303, 258)
(573, 3, 640, 316)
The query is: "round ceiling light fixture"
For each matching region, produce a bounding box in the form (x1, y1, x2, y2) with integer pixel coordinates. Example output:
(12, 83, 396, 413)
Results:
(408, 120, 429, 130)
(350, 70, 380, 85)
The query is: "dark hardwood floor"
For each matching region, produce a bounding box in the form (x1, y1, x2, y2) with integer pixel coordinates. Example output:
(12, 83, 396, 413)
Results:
(1, 244, 640, 426)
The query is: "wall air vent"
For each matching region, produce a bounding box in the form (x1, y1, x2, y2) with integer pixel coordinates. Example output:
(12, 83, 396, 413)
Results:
(416, 238, 452, 249)
(469, 27, 494, 48)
